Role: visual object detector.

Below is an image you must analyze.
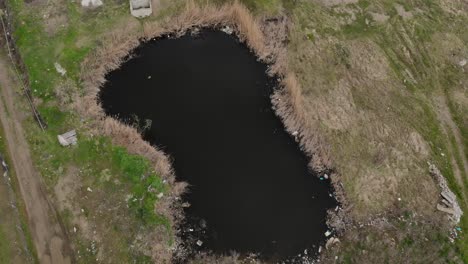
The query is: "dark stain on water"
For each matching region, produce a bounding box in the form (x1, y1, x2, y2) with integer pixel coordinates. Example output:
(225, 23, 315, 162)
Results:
(100, 29, 336, 262)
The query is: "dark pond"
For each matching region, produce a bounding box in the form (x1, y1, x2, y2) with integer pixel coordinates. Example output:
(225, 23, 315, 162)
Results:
(100, 29, 336, 262)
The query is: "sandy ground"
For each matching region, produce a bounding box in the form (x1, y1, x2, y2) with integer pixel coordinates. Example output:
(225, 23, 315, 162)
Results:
(0, 56, 72, 264)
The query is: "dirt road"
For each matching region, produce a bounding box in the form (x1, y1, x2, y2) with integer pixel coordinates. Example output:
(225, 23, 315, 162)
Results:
(0, 56, 72, 264)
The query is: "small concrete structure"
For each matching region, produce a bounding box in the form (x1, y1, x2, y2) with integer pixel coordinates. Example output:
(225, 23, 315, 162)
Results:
(130, 0, 152, 18)
(58, 130, 78, 147)
(81, 0, 103, 8)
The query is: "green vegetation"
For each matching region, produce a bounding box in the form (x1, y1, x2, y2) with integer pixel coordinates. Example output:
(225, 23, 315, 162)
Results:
(6, 0, 173, 262)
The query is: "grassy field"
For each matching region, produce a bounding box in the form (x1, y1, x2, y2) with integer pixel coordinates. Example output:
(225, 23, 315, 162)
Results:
(3, 0, 468, 263)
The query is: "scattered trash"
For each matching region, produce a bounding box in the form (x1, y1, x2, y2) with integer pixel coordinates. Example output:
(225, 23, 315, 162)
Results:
(54, 62, 66, 76)
(320, 177, 324, 180)
(147, 75, 152, 79)
(324, 174, 329, 179)
(58, 130, 78, 146)
(318, 246, 322, 253)
(74, 227, 77, 233)
(157, 192, 164, 199)
(325, 230, 331, 237)
(292, 131, 299, 136)
(87, 187, 93, 192)
(196, 240, 203, 246)
(441, 152, 445, 157)
(456, 227, 462, 231)
(398, 197, 401, 201)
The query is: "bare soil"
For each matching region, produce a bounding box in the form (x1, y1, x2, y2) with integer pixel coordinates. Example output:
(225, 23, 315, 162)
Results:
(0, 56, 73, 264)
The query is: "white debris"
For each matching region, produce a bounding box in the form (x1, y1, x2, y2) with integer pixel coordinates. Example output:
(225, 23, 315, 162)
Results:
(398, 197, 401, 201)
(54, 62, 66, 76)
(58, 130, 77, 146)
(221, 26, 233, 34)
(74, 227, 77, 233)
(157, 192, 164, 199)
(326, 237, 341, 249)
(130, 0, 152, 18)
(459, 59, 467, 67)
(324, 174, 329, 179)
(325, 230, 332, 237)
(81, 0, 103, 7)
(292, 131, 299, 136)
(87, 187, 93, 192)
(196, 240, 203, 246)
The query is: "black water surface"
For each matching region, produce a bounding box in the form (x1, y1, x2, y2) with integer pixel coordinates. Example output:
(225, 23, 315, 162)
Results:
(100, 30, 336, 261)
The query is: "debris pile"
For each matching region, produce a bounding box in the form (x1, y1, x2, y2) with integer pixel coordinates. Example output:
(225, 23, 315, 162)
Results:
(429, 163, 463, 224)
(58, 130, 78, 146)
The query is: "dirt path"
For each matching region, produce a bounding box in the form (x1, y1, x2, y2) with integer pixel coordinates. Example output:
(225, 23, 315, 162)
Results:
(0, 57, 73, 264)
(435, 95, 468, 197)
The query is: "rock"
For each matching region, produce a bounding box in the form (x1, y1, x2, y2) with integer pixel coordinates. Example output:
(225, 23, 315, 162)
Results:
(157, 192, 164, 199)
(196, 240, 203, 246)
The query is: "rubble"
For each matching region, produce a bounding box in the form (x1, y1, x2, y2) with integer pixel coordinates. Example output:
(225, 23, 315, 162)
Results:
(57, 130, 77, 146)
(325, 237, 340, 249)
(429, 163, 463, 224)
